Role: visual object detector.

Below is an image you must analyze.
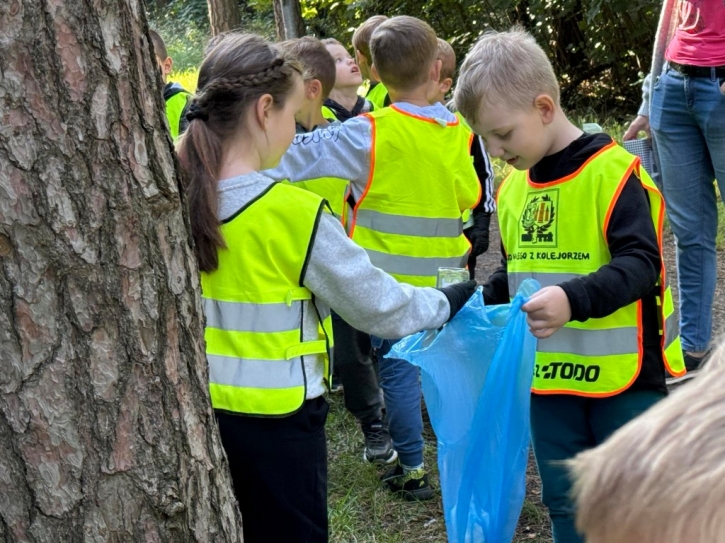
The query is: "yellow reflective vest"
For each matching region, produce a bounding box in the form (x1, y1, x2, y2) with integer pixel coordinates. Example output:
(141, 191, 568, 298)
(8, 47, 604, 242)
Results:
(164, 85, 191, 140)
(349, 105, 480, 287)
(201, 183, 334, 416)
(366, 82, 389, 110)
(497, 141, 685, 397)
(321, 105, 338, 121)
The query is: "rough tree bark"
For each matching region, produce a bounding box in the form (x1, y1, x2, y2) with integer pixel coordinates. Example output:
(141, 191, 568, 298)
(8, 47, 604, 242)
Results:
(273, 0, 305, 40)
(0, 1, 243, 541)
(207, 0, 242, 36)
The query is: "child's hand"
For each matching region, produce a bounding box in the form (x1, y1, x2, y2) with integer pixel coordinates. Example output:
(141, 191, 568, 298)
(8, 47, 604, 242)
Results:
(521, 286, 572, 339)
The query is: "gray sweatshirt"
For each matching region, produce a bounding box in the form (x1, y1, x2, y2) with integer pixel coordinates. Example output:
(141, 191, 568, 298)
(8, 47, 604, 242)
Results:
(216, 172, 450, 400)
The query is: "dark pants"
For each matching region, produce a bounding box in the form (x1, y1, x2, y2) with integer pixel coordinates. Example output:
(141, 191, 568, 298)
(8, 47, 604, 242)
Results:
(216, 397, 329, 543)
(530, 389, 665, 543)
(332, 313, 384, 423)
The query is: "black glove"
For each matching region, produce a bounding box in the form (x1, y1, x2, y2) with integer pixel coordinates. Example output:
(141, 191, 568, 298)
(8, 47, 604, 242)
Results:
(439, 280, 478, 322)
(464, 211, 491, 258)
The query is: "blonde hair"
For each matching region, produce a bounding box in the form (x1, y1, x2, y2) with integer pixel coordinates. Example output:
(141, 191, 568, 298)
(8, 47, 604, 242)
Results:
(437, 38, 456, 82)
(370, 16, 438, 93)
(352, 15, 388, 61)
(570, 343, 725, 543)
(454, 27, 559, 127)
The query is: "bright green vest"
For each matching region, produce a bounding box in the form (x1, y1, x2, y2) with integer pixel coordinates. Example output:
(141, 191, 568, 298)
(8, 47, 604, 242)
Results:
(350, 106, 480, 287)
(455, 112, 476, 228)
(165, 90, 190, 140)
(498, 142, 685, 397)
(201, 183, 334, 416)
(295, 177, 351, 229)
(366, 82, 389, 110)
(321, 105, 338, 121)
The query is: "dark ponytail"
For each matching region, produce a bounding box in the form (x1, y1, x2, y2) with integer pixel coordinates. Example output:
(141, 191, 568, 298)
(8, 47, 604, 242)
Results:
(177, 34, 303, 272)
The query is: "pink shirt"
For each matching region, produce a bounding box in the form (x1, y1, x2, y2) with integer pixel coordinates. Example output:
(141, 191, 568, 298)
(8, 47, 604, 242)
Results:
(666, 0, 725, 66)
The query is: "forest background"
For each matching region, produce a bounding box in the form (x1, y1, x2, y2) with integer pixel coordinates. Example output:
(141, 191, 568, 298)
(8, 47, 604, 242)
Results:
(147, 0, 659, 116)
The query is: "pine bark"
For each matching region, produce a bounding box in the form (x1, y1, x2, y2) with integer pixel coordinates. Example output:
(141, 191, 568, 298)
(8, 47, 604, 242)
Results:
(207, 0, 242, 36)
(272, 0, 305, 40)
(0, 1, 243, 541)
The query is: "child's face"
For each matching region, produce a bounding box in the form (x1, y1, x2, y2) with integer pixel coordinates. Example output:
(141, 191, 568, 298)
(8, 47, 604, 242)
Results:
(326, 44, 362, 88)
(261, 76, 306, 169)
(472, 101, 551, 170)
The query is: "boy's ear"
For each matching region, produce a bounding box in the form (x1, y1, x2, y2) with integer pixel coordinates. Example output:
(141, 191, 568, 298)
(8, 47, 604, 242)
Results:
(430, 58, 442, 83)
(534, 94, 556, 125)
(305, 79, 323, 101)
(440, 77, 453, 95)
(161, 56, 173, 77)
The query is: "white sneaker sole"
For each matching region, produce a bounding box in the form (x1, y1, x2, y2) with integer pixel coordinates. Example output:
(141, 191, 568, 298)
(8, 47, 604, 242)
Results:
(363, 448, 398, 465)
(666, 370, 700, 386)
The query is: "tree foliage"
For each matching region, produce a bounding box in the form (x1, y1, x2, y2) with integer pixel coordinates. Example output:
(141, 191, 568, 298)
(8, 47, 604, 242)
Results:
(146, 0, 659, 113)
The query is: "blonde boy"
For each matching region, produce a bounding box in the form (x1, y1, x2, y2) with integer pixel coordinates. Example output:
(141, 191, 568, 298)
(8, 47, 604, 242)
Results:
(149, 30, 191, 140)
(267, 16, 480, 500)
(455, 28, 684, 543)
(352, 15, 390, 108)
(571, 343, 725, 543)
(321, 38, 374, 122)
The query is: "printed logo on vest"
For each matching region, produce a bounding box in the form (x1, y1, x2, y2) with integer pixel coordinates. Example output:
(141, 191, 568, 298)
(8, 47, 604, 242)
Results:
(519, 189, 558, 247)
(535, 362, 601, 383)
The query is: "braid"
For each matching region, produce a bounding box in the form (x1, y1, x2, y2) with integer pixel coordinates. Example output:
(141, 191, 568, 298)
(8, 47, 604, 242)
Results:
(197, 58, 287, 102)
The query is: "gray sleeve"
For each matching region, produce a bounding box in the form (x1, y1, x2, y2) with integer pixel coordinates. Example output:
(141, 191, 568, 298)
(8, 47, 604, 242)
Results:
(637, 73, 652, 117)
(265, 117, 372, 191)
(304, 213, 450, 338)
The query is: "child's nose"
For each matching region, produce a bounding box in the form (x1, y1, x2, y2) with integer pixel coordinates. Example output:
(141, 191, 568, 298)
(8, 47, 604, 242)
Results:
(488, 144, 505, 158)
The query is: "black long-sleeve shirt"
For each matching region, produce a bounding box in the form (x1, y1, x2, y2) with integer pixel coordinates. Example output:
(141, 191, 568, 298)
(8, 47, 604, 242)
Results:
(483, 133, 667, 393)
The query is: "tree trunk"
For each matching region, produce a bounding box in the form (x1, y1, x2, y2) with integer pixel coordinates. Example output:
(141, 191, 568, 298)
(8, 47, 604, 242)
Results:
(273, 0, 305, 40)
(207, 0, 242, 36)
(0, 1, 243, 542)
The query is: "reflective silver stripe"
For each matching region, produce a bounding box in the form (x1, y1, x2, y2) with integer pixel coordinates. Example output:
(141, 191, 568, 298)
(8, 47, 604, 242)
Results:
(356, 209, 463, 238)
(508, 272, 583, 294)
(664, 312, 679, 348)
(365, 249, 468, 278)
(203, 298, 301, 333)
(538, 326, 639, 357)
(208, 354, 304, 389)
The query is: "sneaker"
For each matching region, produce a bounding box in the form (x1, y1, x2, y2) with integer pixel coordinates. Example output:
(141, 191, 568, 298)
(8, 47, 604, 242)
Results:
(666, 349, 712, 385)
(361, 419, 397, 464)
(381, 464, 434, 501)
(330, 375, 344, 394)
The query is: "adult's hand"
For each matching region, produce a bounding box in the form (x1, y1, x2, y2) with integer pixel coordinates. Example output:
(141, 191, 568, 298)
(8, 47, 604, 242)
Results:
(623, 115, 651, 141)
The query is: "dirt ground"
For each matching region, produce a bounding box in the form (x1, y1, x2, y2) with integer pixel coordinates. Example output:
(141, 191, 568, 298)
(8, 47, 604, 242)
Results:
(475, 213, 725, 542)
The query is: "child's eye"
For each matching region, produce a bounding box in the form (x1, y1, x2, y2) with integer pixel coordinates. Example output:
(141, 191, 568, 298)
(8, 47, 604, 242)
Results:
(497, 131, 512, 140)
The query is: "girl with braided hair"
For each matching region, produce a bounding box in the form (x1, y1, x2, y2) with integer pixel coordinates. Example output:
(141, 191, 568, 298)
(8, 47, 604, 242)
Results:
(176, 33, 475, 542)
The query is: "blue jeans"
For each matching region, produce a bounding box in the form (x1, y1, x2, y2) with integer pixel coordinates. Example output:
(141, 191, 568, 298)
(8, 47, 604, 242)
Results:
(650, 67, 725, 352)
(373, 337, 424, 467)
(530, 390, 665, 543)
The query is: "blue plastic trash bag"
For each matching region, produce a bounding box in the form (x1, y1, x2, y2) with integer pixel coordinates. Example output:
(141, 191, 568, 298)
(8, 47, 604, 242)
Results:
(388, 280, 539, 543)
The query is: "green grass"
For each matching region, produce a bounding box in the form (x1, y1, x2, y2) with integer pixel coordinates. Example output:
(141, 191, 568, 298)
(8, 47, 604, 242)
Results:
(327, 395, 552, 543)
